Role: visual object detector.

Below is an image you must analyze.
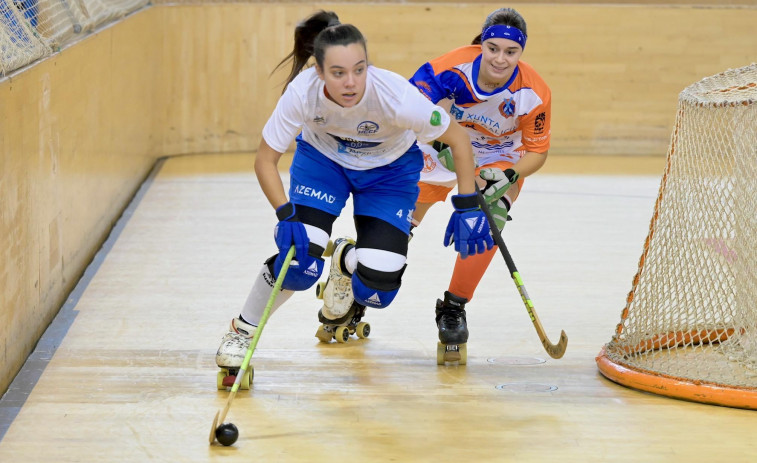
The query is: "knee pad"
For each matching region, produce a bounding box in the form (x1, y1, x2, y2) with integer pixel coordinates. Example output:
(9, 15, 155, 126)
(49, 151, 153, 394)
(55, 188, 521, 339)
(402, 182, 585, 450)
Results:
(351, 263, 405, 309)
(269, 254, 324, 291)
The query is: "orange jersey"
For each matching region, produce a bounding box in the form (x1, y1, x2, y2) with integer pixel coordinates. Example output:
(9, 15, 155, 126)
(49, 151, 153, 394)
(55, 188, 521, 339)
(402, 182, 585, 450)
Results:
(410, 45, 551, 165)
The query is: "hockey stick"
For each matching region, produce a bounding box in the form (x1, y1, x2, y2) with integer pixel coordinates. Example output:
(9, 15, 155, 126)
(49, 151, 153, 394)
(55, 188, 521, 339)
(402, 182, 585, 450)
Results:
(209, 246, 295, 445)
(475, 186, 568, 359)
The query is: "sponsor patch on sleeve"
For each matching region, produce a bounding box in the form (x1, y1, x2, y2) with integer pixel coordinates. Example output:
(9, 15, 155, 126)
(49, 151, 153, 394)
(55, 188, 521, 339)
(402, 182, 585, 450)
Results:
(430, 110, 442, 126)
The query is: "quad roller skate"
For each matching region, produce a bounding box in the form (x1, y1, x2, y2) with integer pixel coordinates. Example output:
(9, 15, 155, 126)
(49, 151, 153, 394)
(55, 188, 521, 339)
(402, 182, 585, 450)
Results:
(215, 317, 255, 390)
(436, 291, 469, 365)
(315, 302, 370, 343)
(314, 237, 370, 343)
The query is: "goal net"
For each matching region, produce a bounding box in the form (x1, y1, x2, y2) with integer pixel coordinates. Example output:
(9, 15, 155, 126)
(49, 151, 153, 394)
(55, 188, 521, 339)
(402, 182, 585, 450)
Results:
(597, 63, 757, 409)
(1, 0, 148, 76)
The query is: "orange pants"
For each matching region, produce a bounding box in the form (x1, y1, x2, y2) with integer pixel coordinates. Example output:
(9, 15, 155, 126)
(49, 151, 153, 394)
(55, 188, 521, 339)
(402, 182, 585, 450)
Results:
(418, 161, 522, 302)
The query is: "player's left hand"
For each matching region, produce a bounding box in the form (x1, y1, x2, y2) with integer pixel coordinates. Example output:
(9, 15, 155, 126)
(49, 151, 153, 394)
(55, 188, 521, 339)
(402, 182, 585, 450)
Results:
(480, 168, 518, 204)
(443, 193, 494, 258)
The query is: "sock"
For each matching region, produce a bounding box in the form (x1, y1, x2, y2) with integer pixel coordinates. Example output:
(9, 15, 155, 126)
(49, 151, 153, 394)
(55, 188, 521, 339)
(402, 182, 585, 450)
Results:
(447, 246, 498, 301)
(239, 263, 294, 325)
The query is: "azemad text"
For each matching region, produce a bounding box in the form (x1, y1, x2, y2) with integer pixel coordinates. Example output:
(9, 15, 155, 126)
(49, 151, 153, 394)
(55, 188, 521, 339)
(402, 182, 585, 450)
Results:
(293, 184, 336, 204)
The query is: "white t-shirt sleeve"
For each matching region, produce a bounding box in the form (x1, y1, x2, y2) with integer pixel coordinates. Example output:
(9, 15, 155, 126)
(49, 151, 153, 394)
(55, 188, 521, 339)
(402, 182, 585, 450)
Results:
(394, 84, 450, 144)
(261, 85, 306, 153)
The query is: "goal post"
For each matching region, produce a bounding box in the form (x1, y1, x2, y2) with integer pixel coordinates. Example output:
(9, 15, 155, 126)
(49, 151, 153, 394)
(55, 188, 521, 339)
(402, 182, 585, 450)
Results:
(596, 63, 757, 409)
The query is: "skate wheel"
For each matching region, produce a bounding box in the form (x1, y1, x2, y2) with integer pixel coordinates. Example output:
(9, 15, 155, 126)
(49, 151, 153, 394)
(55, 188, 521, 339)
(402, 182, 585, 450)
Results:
(356, 322, 370, 339)
(315, 281, 326, 299)
(315, 325, 333, 343)
(217, 369, 229, 390)
(458, 344, 468, 365)
(240, 366, 253, 390)
(437, 342, 465, 365)
(217, 366, 254, 390)
(335, 326, 350, 343)
(436, 343, 445, 365)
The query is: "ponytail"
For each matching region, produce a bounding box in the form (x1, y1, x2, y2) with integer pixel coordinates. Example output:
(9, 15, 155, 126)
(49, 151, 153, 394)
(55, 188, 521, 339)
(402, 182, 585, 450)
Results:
(273, 10, 367, 93)
(273, 10, 339, 91)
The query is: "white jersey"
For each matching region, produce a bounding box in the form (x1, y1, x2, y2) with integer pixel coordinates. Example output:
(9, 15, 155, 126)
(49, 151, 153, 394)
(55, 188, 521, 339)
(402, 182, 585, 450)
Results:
(262, 66, 451, 170)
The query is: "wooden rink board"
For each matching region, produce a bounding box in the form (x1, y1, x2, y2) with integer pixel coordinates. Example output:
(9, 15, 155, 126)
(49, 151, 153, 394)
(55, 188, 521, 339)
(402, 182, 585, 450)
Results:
(0, 152, 754, 462)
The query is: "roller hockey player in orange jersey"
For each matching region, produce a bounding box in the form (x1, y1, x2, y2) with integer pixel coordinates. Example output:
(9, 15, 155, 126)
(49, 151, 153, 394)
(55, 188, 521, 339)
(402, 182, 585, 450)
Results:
(408, 8, 552, 364)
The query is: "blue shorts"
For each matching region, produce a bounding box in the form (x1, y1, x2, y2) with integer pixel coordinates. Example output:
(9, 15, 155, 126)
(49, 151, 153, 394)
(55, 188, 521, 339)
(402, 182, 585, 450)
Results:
(289, 138, 423, 234)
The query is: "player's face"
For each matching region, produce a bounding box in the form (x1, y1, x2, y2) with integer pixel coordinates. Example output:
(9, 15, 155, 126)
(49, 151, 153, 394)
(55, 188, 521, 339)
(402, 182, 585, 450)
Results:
(317, 43, 368, 108)
(480, 37, 523, 85)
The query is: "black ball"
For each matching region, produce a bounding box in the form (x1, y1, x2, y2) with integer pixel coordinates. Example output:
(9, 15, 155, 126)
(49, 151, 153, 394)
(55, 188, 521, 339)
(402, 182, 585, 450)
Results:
(215, 422, 239, 446)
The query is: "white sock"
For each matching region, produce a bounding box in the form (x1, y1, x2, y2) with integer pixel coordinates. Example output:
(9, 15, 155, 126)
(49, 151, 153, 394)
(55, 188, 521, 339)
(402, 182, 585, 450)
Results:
(239, 263, 294, 325)
(344, 246, 358, 274)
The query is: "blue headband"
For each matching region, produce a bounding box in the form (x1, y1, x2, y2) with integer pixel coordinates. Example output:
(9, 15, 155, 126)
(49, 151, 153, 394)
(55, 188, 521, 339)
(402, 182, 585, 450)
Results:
(482, 24, 526, 49)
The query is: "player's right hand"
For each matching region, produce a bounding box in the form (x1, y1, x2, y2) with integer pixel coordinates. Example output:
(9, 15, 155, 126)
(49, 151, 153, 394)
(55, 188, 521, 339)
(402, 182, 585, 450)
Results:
(274, 202, 310, 271)
(443, 193, 494, 259)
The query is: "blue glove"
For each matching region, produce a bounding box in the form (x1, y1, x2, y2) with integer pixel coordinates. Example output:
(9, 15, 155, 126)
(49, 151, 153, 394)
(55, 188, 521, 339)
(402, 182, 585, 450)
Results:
(443, 193, 494, 259)
(274, 202, 310, 273)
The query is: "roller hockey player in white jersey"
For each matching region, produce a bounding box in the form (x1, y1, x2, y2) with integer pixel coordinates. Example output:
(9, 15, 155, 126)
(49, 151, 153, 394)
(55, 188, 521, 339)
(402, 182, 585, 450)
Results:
(215, 10, 493, 387)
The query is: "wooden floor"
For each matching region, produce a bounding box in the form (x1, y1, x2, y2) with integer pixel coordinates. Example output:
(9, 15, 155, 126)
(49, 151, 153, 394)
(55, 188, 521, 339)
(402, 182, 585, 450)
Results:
(1, 153, 755, 462)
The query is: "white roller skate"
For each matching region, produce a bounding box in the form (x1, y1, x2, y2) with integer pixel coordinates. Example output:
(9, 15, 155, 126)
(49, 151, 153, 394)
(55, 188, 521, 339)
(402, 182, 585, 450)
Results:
(314, 237, 371, 343)
(215, 317, 256, 390)
(315, 302, 370, 343)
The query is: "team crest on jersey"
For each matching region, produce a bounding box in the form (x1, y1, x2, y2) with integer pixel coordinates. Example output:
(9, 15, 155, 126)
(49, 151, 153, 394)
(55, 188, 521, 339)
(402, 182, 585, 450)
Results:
(499, 98, 516, 118)
(422, 151, 437, 173)
(357, 121, 379, 135)
(450, 105, 464, 120)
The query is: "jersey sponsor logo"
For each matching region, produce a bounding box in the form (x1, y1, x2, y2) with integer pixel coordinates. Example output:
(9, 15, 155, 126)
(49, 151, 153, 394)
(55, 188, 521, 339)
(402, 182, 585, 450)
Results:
(464, 113, 501, 132)
(293, 184, 336, 204)
(524, 134, 549, 143)
(430, 110, 442, 126)
(330, 134, 382, 152)
(534, 112, 546, 135)
(450, 105, 464, 120)
(357, 121, 379, 135)
(499, 97, 516, 118)
(471, 139, 515, 152)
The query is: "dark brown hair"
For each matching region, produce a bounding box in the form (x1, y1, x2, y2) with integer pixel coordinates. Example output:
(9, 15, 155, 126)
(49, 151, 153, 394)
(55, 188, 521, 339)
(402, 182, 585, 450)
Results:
(273, 10, 367, 92)
(471, 8, 528, 45)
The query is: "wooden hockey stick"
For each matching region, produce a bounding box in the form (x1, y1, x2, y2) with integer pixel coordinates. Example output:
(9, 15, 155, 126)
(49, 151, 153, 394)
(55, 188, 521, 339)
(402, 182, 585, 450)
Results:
(475, 186, 568, 359)
(209, 246, 295, 445)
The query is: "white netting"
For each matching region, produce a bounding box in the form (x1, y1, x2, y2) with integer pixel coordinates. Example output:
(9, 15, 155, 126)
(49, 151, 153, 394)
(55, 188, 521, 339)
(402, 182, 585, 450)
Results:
(1, 0, 50, 74)
(600, 63, 757, 402)
(1, 0, 148, 75)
